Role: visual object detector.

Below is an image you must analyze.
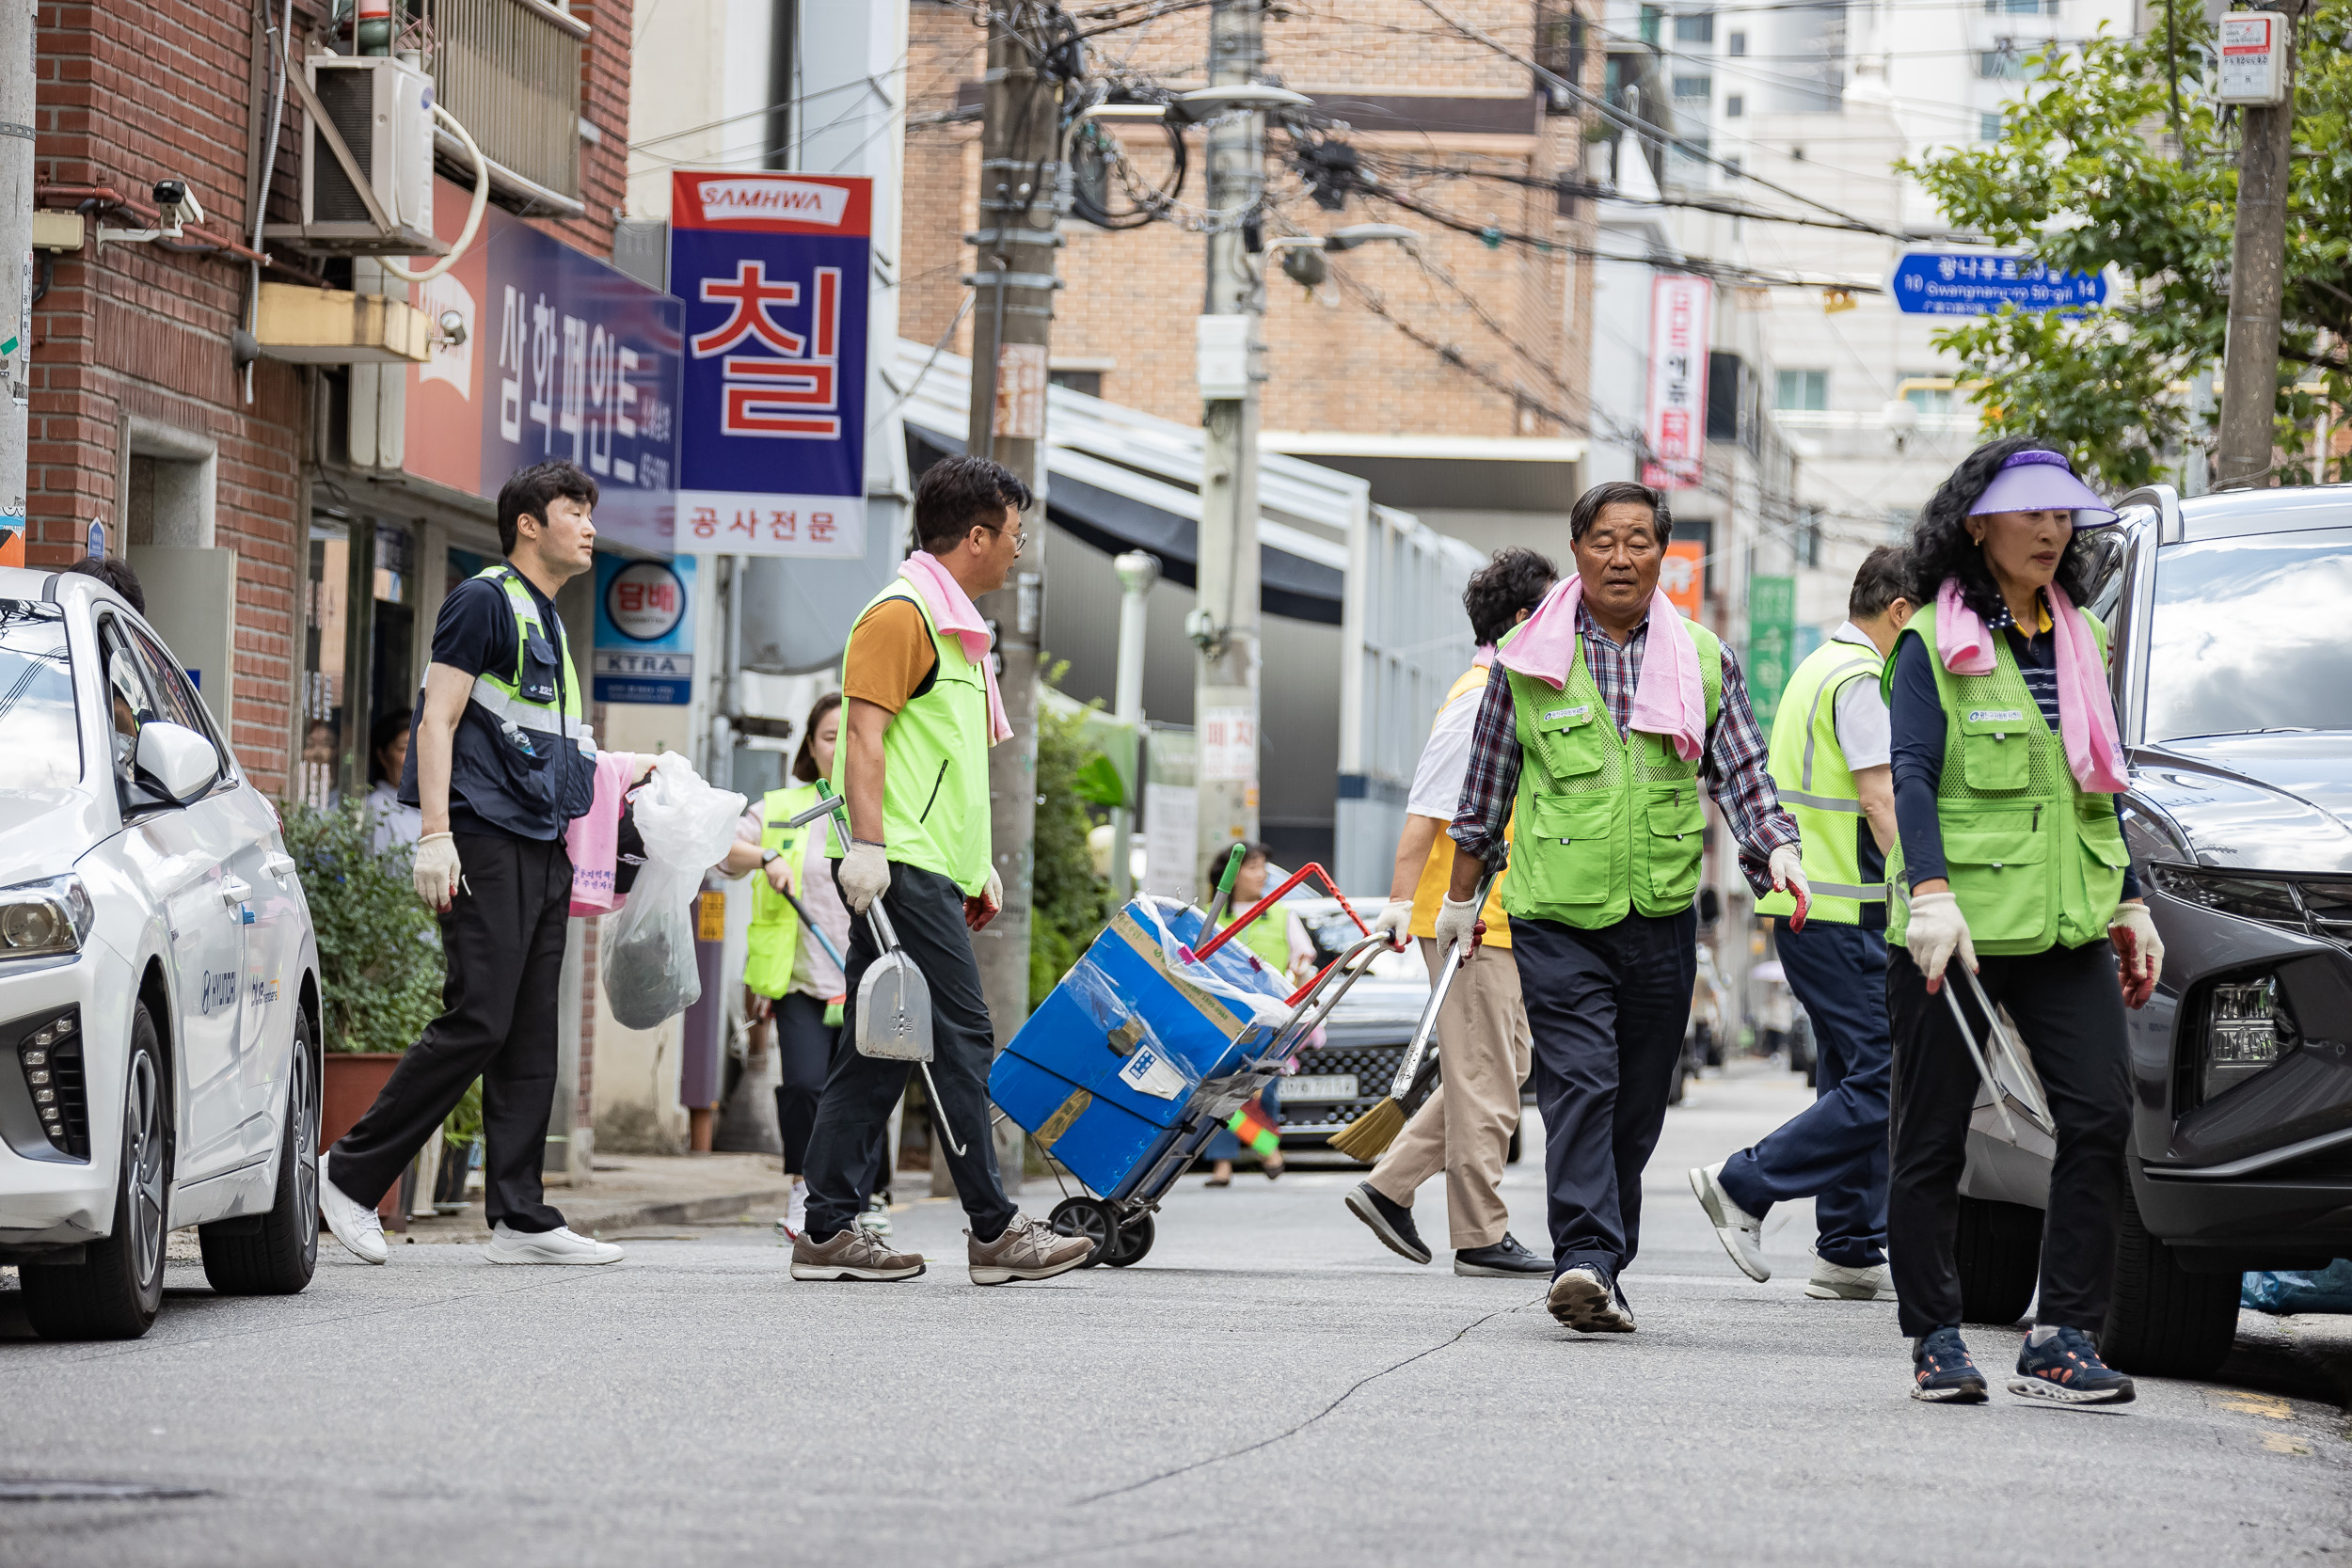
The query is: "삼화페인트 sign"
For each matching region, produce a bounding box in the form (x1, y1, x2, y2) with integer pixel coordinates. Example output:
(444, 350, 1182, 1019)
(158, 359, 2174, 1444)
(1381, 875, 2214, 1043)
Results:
(669, 172, 871, 560)
(1891, 251, 2107, 317)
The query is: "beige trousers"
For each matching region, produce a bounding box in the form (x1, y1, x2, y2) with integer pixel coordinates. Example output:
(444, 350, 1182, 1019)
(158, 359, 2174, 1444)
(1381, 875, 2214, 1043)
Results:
(1365, 937, 1533, 1248)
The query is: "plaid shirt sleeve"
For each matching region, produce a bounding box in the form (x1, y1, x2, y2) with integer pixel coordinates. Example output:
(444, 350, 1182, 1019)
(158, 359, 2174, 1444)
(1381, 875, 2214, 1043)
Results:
(1447, 669, 1520, 868)
(1707, 643, 1802, 895)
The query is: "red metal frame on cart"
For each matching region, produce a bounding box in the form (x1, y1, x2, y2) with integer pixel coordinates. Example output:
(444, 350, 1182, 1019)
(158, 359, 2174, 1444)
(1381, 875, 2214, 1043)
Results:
(1190, 862, 1369, 965)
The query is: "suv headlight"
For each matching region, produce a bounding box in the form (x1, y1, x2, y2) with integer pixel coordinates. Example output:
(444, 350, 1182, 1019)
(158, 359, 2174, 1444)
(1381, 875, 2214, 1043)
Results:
(2146, 863, 2305, 926)
(0, 875, 93, 961)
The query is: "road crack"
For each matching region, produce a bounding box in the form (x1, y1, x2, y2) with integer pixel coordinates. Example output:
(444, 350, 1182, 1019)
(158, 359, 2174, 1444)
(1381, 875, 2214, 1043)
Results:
(1072, 1294, 1542, 1505)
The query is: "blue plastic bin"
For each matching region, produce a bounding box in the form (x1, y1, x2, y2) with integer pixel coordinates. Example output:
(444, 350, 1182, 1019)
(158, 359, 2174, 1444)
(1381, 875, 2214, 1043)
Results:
(990, 897, 1292, 1198)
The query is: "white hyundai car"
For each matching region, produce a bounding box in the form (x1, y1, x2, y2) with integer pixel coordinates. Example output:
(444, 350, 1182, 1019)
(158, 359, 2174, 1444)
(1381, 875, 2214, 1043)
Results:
(0, 567, 321, 1338)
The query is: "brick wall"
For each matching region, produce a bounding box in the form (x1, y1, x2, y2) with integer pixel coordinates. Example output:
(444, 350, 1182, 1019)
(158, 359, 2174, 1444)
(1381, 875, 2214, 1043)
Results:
(901, 0, 1599, 441)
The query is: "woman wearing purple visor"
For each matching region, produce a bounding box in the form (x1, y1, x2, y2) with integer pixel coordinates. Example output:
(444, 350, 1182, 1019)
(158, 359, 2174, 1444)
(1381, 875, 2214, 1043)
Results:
(1879, 437, 2162, 1408)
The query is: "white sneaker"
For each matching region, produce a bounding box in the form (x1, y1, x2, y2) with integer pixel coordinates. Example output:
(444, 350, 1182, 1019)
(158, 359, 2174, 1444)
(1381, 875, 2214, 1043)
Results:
(1805, 1255, 1894, 1300)
(318, 1154, 387, 1265)
(856, 1195, 893, 1237)
(482, 1222, 624, 1266)
(773, 1178, 809, 1241)
(1689, 1163, 1770, 1282)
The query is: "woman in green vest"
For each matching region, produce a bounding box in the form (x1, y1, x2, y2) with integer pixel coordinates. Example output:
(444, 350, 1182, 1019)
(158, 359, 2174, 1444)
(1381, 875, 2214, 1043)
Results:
(719, 693, 864, 1240)
(1200, 844, 1309, 1185)
(1884, 438, 2164, 1408)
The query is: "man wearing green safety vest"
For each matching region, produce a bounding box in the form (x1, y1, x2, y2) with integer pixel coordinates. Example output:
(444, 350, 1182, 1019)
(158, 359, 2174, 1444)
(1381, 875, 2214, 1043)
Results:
(1443, 481, 1806, 1336)
(788, 455, 1094, 1288)
(1690, 547, 1915, 1303)
(321, 460, 625, 1269)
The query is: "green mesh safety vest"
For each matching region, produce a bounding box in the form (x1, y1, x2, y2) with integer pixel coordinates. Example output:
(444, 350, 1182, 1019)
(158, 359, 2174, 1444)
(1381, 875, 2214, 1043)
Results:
(744, 781, 823, 1000)
(1882, 601, 2127, 955)
(468, 564, 589, 754)
(1237, 908, 1291, 974)
(1500, 617, 1724, 929)
(1756, 637, 1885, 925)
(828, 581, 993, 895)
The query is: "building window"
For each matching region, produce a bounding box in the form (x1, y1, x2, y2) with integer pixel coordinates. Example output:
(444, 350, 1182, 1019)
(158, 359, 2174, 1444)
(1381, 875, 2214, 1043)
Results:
(1726, 93, 1744, 117)
(1675, 11, 1715, 42)
(1048, 369, 1103, 398)
(1902, 375, 1958, 415)
(1986, 0, 2051, 11)
(1799, 506, 1824, 568)
(1980, 47, 2024, 78)
(1727, 28, 1746, 55)
(1980, 110, 2005, 141)
(1774, 370, 1829, 412)
(1640, 4, 1663, 44)
(1673, 73, 1713, 103)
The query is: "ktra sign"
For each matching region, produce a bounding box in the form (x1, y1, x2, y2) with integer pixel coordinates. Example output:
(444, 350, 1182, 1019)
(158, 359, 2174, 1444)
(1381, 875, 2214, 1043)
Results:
(668, 172, 871, 559)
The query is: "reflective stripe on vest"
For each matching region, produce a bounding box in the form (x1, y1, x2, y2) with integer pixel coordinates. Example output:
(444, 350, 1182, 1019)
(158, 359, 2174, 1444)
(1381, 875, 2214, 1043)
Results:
(465, 566, 592, 754)
(828, 581, 993, 895)
(1757, 640, 1883, 924)
(1881, 600, 2126, 956)
(1500, 617, 1724, 930)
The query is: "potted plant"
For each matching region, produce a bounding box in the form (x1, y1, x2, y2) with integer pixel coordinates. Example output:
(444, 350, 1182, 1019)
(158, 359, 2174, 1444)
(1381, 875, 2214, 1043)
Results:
(282, 803, 446, 1215)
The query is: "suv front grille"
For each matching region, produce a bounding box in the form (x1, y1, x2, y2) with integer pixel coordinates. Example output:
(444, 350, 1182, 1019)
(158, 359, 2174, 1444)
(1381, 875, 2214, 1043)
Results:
(1280, 1040, 1406, 1131)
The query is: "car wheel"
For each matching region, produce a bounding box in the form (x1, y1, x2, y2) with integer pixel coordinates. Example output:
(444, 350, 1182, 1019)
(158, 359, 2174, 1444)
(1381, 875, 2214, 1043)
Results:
(1954, 1195, 2042, 1325)
(21, 1006, 170, 1340)
(199, 1007, 320, 1295)
(2101, 1176, 2240, 1378)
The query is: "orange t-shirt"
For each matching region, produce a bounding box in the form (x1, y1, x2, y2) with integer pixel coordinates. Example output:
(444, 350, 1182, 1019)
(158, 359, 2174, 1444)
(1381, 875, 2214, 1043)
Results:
(840, 596, 936, 714)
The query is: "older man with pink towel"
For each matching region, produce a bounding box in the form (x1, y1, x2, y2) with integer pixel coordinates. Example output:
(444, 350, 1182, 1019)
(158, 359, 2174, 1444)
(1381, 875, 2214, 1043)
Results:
(1442, 480, 1804, 1334)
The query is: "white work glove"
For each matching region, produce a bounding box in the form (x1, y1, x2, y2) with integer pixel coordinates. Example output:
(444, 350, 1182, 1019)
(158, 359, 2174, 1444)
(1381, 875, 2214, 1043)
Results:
(1431, 893, 1482, 959)
(1768, 844, 1810, 928)
(966, 866, 1004, 933)
(412, 832, 461, 912)
(1905, 891, 1976, 993)
(2109, 901, 2164, 1011)
(838, 839, 890, 915)
(984, 866, 1004, 915)
(1373, 900, 1413, 948)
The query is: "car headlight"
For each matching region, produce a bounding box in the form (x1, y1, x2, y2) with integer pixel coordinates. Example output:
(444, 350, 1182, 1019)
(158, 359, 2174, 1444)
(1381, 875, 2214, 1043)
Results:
(2202, 974, 2298, 1101)
(2146, 863, 2306, 927)
(0, 875, 93, 961)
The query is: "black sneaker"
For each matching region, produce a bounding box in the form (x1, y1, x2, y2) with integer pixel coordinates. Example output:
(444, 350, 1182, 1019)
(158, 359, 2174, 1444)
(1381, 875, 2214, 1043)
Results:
(1344, 1181, 1431, 1265)
(1912, 1326, 1990, 1403)
(2010, 1326, 2136, 1406)
(1454, 1233, 1549, 1277)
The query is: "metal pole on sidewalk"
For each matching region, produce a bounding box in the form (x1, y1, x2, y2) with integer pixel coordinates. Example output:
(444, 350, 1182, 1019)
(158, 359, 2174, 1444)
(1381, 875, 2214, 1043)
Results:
(1191, 0, 1268, 887)
(960, 1, 1063, 1194)
(2215, 2, 2304, 490)
(1110, 550, 1159, 903)
(0, 0, 25, 566)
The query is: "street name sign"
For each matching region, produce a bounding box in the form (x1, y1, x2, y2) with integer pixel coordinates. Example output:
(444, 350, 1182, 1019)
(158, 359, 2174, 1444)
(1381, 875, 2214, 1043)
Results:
(1891, 252, 2106, 316)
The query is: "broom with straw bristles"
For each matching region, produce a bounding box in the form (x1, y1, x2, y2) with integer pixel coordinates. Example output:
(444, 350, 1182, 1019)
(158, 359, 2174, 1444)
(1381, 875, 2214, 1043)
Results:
(1327, 867, 1499, 1162)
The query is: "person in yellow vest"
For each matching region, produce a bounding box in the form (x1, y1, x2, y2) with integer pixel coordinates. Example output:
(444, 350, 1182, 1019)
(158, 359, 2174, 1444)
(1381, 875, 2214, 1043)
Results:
(1344, 547, 1555, 1278)
(1689, 546, 1914, 1302)
(1199, 844, 1313, 1186)
(1443, 482, 1807, 1334)
(788, 455, 1094, 1288)
(1882, 441, 2157, 1406)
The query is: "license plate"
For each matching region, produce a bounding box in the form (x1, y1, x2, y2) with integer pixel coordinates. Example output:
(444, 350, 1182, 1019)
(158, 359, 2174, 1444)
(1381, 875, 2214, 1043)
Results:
(1281, 1073, 1359, 1103)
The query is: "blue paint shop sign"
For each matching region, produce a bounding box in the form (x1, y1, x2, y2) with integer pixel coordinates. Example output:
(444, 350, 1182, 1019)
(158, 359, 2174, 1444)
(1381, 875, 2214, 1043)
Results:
(1891, 251, 2107, 316)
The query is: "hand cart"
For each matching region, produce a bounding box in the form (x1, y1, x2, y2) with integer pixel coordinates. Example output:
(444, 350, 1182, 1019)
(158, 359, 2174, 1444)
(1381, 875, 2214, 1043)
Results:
(989, 865, 1395, 1268)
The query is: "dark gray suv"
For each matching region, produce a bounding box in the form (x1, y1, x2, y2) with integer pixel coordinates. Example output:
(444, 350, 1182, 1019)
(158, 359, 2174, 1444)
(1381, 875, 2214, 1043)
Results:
(1955, 483, 2352, 1376)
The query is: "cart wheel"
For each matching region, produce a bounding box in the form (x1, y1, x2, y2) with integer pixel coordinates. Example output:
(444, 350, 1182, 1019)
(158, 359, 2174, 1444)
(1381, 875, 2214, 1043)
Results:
(1049, 1196, 1120, 1268)
(1104, 1211, 1154, 1267)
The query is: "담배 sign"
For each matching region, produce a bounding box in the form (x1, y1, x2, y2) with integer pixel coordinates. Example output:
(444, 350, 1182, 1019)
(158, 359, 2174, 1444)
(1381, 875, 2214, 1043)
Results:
(670, 172, 871, 560)
(1892, 251, 2107, 317)
(593, 553, 696, 705)
(1642, 275, 1712, 491)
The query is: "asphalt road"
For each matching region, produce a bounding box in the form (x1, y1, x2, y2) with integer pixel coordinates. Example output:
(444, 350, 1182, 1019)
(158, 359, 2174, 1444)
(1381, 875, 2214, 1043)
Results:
(3, 1061, 2346, 1568)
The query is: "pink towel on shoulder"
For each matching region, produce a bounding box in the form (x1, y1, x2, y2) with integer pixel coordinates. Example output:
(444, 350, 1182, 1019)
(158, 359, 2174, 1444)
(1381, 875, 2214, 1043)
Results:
(898, 550, 1013, 744)
(566, 750, 641, 916)
(1932, 577, 2125, 792)
(1496, 575, 1707, 762)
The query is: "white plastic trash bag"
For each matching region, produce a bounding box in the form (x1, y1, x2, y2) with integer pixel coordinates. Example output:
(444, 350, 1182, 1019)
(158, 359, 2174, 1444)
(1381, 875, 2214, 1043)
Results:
(601, 751, 746, 1029)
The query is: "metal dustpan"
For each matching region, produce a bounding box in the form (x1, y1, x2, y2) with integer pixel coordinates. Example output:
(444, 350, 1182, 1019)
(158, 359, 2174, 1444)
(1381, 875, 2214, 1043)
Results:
(784, 785, 966, 1155)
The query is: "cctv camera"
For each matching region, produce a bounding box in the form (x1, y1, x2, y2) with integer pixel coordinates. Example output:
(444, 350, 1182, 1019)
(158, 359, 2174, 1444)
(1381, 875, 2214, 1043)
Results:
(151, 179, 202, 231)
(437, 309, 469, 348)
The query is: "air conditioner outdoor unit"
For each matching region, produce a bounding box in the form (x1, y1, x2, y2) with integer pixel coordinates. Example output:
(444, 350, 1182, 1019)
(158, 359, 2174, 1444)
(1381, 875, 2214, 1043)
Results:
(264, 54, 444, 257)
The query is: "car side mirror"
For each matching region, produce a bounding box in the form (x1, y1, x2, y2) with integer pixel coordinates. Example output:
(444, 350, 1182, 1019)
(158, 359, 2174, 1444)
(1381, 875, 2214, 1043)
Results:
(136, 721, 221, 804)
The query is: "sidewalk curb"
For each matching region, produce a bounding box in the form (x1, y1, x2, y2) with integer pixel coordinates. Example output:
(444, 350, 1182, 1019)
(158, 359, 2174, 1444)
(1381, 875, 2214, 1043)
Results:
(580, 1187, 797, 1236)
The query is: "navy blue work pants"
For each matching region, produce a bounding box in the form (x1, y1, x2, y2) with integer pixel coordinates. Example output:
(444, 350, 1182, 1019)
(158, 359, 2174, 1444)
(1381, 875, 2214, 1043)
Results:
(1513, 908, 1697, 1279)
(1717, 918, 1892, 1267)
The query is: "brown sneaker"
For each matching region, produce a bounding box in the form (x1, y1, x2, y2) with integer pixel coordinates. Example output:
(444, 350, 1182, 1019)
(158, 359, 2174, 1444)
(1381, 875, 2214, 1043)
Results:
(790, 1226, 925, 1281)
(967, 1212, 1094, 1286)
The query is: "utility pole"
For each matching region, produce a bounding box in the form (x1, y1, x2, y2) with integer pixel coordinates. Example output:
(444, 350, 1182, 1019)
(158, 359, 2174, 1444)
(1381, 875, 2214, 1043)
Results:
(962, 2, 1061, 1186)
(2216, 2, 2304, 490)
(0, 0, 29, 563)
(1109, 549, 1160, 903)
(1191, 0, 1268, 888)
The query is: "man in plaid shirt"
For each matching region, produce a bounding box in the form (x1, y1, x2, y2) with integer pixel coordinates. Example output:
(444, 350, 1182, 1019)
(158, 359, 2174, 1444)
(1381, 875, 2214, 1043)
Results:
(1440, 481, 1804, 1334)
